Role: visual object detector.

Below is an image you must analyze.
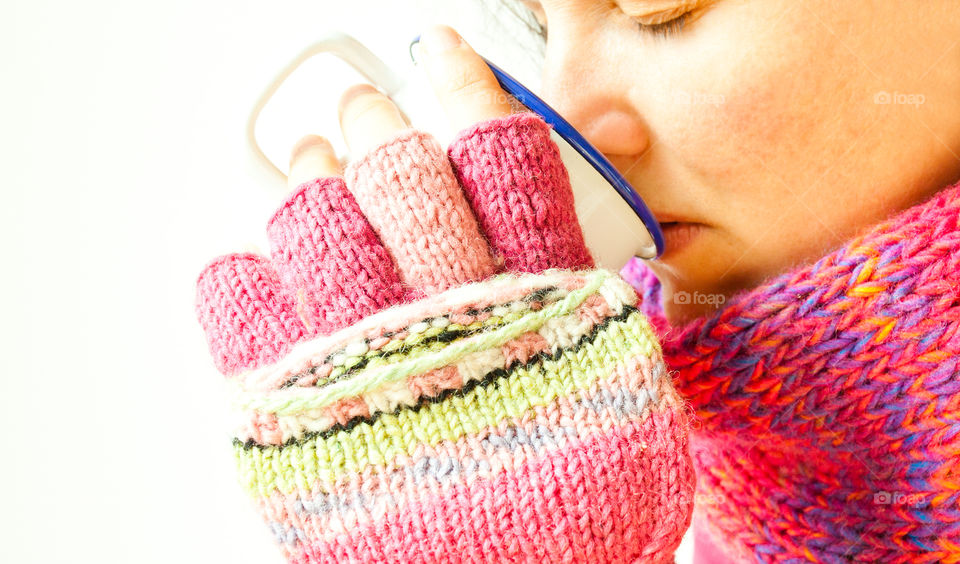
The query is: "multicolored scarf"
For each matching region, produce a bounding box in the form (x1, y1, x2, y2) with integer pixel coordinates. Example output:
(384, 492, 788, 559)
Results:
(622, 180, 960, 562)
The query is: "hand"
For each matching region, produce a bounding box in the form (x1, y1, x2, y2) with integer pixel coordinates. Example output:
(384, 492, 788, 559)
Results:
(198, 24, 594, 374)
(195, 25, 693, 564)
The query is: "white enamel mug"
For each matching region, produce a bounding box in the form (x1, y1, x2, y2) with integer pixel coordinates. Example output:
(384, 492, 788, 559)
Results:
(248, 33, 664, 270)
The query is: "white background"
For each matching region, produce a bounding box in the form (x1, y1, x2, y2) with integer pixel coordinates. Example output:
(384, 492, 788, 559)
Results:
(1, 0, 693, 561)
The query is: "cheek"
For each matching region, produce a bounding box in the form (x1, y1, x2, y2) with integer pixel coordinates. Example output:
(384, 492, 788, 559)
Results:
(645, 8, 874, 212)
(630, 6, 883, 294)
(617, 0, 960, 302)
(657, 51, 814, 186)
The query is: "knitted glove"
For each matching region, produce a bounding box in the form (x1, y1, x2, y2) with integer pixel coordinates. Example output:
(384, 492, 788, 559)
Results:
(195, 112, 695, 563)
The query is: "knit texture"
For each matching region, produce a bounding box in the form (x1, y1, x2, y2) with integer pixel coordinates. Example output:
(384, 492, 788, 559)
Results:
(448, 112, 595, 274)
(622, 180, 960, 563)
(197, 112, 696, 562)
(197, 177, 409, 375)
(230, 269, 694, 563)
(345, 129, 498, 297)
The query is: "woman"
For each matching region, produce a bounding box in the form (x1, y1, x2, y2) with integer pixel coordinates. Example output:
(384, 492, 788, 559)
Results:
(196, 1, 960, 561)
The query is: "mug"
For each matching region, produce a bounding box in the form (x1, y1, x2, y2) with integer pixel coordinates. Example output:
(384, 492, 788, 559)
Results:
(247, 32, 664, 269)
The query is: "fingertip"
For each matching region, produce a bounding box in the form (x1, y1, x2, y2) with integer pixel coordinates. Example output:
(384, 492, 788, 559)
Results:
(337, 83, 381, 117)
(289, 134, 334, 166)
(337, 83, 409, 157)
(417, 25, 513, 131)
(288, 134, 341, 191)
(419, 25, 463, 54)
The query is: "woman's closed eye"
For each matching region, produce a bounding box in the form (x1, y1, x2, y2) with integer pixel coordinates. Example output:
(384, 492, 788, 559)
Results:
(634, 11, 690, 36)
(620, 0, 710, 37)
(519, 0, 708, 39)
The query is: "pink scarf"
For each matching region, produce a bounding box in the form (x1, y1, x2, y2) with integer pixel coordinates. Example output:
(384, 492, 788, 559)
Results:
(622, 180, 960, 563)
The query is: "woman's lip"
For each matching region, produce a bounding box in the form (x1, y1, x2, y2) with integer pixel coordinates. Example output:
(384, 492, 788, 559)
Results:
(653, 211, 697, 223)
(659, 222, 705, 255)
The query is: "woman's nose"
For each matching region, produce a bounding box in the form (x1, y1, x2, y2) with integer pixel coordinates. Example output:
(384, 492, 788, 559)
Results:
(540, 37, 651, 158)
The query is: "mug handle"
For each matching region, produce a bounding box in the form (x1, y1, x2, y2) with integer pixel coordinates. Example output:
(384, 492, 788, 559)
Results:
(246, 32, 404, 181)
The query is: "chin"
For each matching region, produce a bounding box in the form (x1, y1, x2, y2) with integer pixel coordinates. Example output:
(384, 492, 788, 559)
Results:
(641, 227, 746, 324)
(660, 294, 724, 325)
(645, 261, 732, 325)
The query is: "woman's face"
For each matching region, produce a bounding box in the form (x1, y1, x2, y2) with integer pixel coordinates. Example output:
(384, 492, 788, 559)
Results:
(526, 0, 960, 322)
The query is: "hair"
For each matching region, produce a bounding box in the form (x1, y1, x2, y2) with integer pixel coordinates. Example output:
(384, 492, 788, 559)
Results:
(467, 0, 546, 90)
(487, 0, 544, 39)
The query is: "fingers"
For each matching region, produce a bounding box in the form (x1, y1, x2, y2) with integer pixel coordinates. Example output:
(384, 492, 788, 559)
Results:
(275, 39, 528, 325)
(288, 135, 341, 191)
(267, 177, 409, 336)
(417, 25, 514, 131)
(448, 113, 595, 273)
(276, 91, 414, 336)
(338, 84, 410, 156)
(344, 129, 498, 297)
(414, 26, 593, 273)
(218, 55, 508, 372)
(287, 83, 409, 192)
(336, 80, 498, 295)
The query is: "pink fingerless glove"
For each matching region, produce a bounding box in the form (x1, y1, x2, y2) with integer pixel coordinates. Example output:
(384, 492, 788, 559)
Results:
(196, 112, 695, 563)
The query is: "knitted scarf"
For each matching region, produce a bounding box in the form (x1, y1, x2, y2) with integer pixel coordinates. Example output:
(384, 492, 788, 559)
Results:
(621, 180, 960, 562)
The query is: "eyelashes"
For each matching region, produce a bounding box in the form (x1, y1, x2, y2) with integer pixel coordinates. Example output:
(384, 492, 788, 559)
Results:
(520, 1, 694, 41)
(636, 12, 690, 37)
